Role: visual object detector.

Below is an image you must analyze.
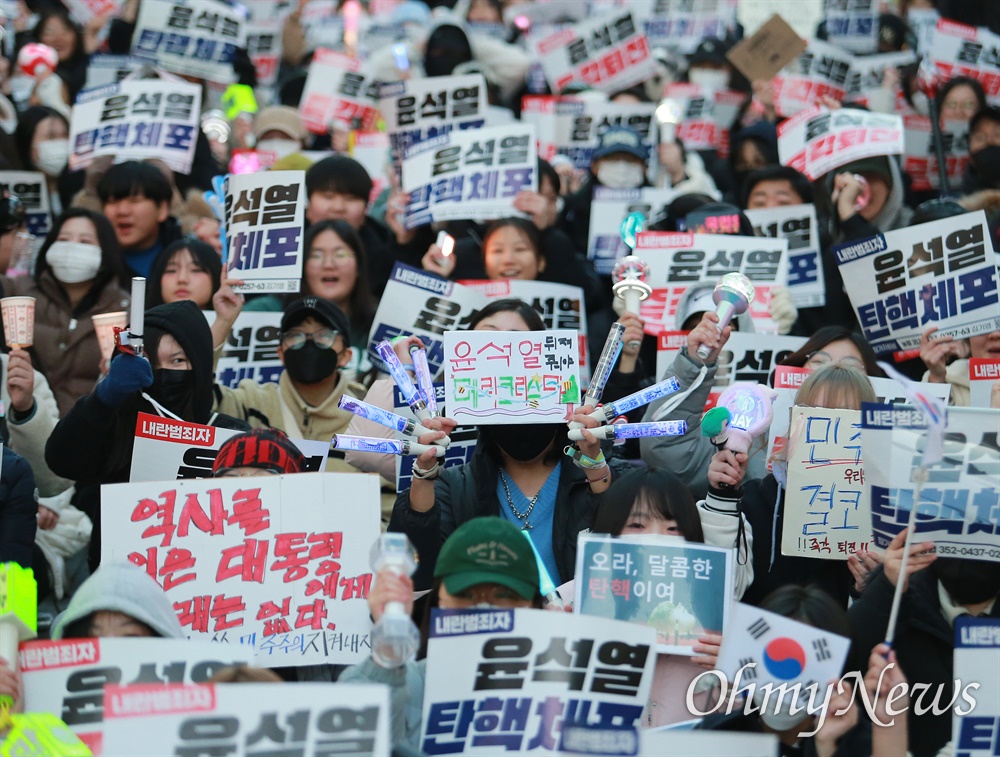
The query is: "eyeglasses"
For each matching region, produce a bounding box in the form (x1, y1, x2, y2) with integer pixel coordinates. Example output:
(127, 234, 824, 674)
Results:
(307, 249, 354, 264)
(805, 351, 865, 370)
(280, 329, 341, 350)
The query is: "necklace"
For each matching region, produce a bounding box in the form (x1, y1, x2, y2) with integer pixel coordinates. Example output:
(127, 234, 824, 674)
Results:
(498, 470, 539, 531)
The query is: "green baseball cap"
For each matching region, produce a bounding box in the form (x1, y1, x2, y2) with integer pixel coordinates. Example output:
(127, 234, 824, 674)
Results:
(434, 518, 540, 601)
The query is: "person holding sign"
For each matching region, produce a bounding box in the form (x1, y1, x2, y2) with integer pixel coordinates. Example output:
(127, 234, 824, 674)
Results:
(341, 517, 543, 751)
(920, 325, 1000, 406)
(45, 300, 249, 569)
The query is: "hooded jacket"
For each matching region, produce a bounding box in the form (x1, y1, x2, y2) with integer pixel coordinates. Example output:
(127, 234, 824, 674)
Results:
(0, 446, 38, 569)
(51, 561, 185, 639)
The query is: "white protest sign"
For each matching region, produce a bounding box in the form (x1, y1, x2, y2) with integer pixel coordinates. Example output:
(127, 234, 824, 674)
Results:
(401, 123, 537, 229)
(368, 263, 484, 377)
(131, 0, 247, 83)
(844, 50, 917, 106)
(902, 115, 971, 193)
(534, 10, 656, 94)
(716, 602, 851, 705)
(70, 78, 202, 174)
(443, 329, 581, 424)
(101, 682, 391, 757)
(300, 0, 345, 52)
(970, 359, 1000, 409)
(350, 131, 392, 205)
(834, 211, 1000, 354)
(928, 19, 1000, 104)
(208, 311, 284, 388)
(550, 99, 656, 169)
(245, 18, 283, 88)
(574, 534, 733, 655)
(420, 607, 657, 755)
(0, 171, 51, 239)
(863, 404, 1000, 561)
(662, 83, 745, 157)
(823, 0, 878, 54)
(781, 406, 871, 559)
(777, 106, 904, 181)
(635, 231, 789, 337)
(65, 0, 122, 24)
(587, 187, 677, 276)
(772, 39, 852, 117)
(83, 55, 144, 89)
(223, 170, 305, 294)
(129, 412, 329, 482)
(521, 95, 564, 162)
(631, 0, 738, 53)
(745, 203, 825, 309)
(299, 49, 381, 134)
(19, 637, 253, 754)
(379, 73, 488, 165)
(101, 473, 381, 665)
(952, 617, 1000, 757)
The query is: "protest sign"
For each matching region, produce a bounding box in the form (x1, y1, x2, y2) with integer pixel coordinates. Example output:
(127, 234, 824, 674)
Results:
(574, 534, 733, 655)
(834, 211, 1000, 354)
(928, 19, 1000, 103)
(443, 329, 580, 424)
(83, 55, 143, 89)
(587, 188, 677, 276)
(70, 78, 202, 174)
(863, 404, 1000, 560)
(223, 170, 305, 293)
(745, 203, 824, 309)
(635, 231, 789, 337)
(952, 617, 1000, 757)
(19, 637, 253, 754)
(420, 607, 656, 755)
(0, 171, 51, 239)
(902, 115, 971, 193)
(632, 0, 738, 54)
(521, 95, 564, 162)
(780, 407, 871, 559)
(368, 263, 484, 377)
(716, 602, 851, 706)
(772, 39, 852, 117)
(131, 0, 248, 83)
(245, 19, 282, 89)
(208, 311, 284, 388)
(662, 84, 746, 158)
(549, 98, 656, 169)
(844, 50, 918, 106)
(299, 48, 381, 134)
(379, 73, 488, 165)
(101, 473, 381, 665)
(65, 0, 122, 25)
(350, 131, 392, 205)
(534, 10, 656, 94)
(970, 359, 1000, 409)
(823, 0, 878, 54)
(393, 384, 478, 492)
(726, 13, 806, 83)
(129, 413, 329, 482)
(777, 106, 905, 181)
(401, 123, 537, 229)
(101, 682, 391, 757)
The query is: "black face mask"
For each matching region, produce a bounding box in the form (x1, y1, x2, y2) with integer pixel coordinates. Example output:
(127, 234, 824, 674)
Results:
(283, 342, 339, 385)
(149, 369, 194, 417)
(971, 145, 1000, 186)
(932, 558, 1000, 606)
(489, 423, 560, 462)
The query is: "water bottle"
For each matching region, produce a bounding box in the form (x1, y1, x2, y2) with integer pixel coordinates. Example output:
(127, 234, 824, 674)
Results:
(369, 533, 420, 669)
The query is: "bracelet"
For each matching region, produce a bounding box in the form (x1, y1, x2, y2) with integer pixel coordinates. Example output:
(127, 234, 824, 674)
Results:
(564, 445, 606, 470)
(411, 460, 442, 481)
(586, 465, 610, 485)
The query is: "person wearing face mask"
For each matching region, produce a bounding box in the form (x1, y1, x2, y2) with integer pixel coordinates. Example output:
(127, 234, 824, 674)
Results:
(0, 208, 129, 415)
(45, 300, 250, 569)
(12, 106, 70, 215)
(252, 106, 308, 163)
(213, 296, 366, 474)
(341, 517, 543, 751)
(963, 106, 1000, 194)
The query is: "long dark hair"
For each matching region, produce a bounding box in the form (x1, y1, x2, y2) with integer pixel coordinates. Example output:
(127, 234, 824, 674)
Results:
(481, 217, 545, 275)
(935, 75, 987, 118)
(467, 298, 546, 331)
(592, 467, 705, 541)
(35, 208, 125, 313)
(147, 238, 222, 309)
(13, 106, 68, 173)
(299, 219, 375, 341)
(779, 326, 884, 377)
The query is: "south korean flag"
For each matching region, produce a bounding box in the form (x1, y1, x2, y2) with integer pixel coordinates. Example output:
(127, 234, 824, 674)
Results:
(715, 603, 851, 717)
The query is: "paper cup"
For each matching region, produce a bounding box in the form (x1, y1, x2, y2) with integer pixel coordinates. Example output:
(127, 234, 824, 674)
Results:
(0, 296, 35, 348)
(92, 311, 128, 362)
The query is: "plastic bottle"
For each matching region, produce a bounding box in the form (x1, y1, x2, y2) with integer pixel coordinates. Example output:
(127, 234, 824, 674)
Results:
(369, 533, 420, 669)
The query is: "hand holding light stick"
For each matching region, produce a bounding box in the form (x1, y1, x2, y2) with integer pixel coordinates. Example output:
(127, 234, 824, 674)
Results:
(409, 344, 438, 418)
(585, 375, 682, 424)
(338, 396, 449, 444)
(568, 322, 625, 430)
(700, 383, 776, 454)
(614, 212, 651, 351)
(332, 434, 446, 457)
(696, 272, 755, 361)
(567, 420, 688, 441)
(129, 276, 146, 357)
(375, 340, 430, 421)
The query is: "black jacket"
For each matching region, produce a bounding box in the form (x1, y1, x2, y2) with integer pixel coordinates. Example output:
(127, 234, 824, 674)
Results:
(389, 448, 627, 589)
(849, 568, 1000, 757)
(0, 446, 38, 569)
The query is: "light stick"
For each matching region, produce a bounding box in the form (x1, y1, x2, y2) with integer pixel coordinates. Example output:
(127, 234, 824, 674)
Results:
(696, 272, 754, 360)
(332, 434, 446, 457)
(569, 322, 625, 430)
(567, 420, 688, 441)
(587, 376, 681, 424)
(436, 230, 455, 258)
(410, 344, 438, 417)
(338, 396, 448, 443)
(129, 276, 145, 356)
(375, 340, 430, 421)
(521, 531, 564, 609)
(612, 256, 652, 349)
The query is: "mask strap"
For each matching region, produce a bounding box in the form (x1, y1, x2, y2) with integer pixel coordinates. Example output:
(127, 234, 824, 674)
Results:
(141, 391, 184, 421)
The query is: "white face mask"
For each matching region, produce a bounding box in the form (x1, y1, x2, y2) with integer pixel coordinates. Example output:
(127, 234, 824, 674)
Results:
(752, 687, 811, 732)
(36, 139, 70, 176)
(597, 160, 645, 189)
(45, 241, 102, 284)
(689, 67, 729, 92)
(255, 138, 300, 159)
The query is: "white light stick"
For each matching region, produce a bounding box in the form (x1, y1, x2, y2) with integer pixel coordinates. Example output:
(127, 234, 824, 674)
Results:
(332, 434, 446, 457)
(338, 396, 448, 443)
(569, 323, 624, 430)
(437, 230, 455, 258)
(587, 376, 682, 424)
(129, 276, 146, 356)
(697, 272, 754, 361)
(410, 344, 439, 417)
(567, 420, 688, 441)
(612, 256, 652, 350)
(375, 340, 430, 421)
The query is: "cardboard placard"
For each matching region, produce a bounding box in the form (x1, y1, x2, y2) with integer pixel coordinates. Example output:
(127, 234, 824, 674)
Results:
(726, 14, 806, 83)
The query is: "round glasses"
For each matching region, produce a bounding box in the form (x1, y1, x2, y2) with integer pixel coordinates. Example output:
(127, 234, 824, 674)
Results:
(280, 329, 340, 350)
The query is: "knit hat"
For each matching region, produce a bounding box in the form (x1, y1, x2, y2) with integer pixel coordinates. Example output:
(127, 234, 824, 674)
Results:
(254, 105, 307, 142)
(434, 518, 540, 601)
(213, 427, 305, 476)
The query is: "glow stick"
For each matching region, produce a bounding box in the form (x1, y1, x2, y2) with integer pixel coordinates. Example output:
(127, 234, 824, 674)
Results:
(410, 345, 438, 417)
(332, 434, 446, 457)
(436, 230, 455, 258)
(129, 276, 145, 355)
(567, 420, 688, 441)
(338, 396, 448, 443)
(521, 531, 564, 609)
(589, 376, 682, 423)
(569, 323, 624, 430)
(375, 340, 430, 421)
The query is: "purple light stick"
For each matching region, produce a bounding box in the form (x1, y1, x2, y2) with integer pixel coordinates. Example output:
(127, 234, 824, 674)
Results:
(567, 420, 688, 441)
(375, 340, 431, 421)
(332, 434, 446, 457)
(409, 344, 438, 417)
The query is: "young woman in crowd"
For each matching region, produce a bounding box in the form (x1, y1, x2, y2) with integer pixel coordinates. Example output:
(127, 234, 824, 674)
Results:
(920, 326, 1000, 406)
(146, 238, 221, 310)
(0, 208, 129, 415)
(12, 106, 71, 213)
